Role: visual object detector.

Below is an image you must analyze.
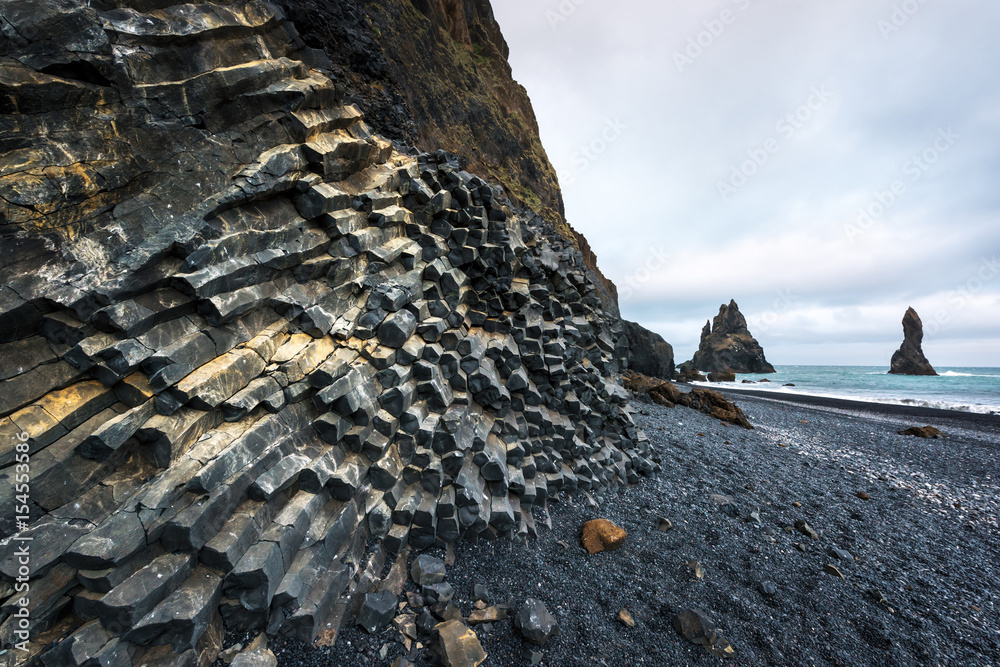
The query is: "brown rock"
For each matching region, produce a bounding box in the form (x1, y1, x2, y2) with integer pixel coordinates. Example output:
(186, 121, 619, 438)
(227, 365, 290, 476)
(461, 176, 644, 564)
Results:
(707, 371, 736, 382)
(856, 491, 870, 500)
(580, 519, 627, 555)
(823, 564, 845, 579)
(433, 619, 487, 667)
(617, 609, 635, 627)
(621, 371, 752, 429)
(897, 426, 943, 438)
(467, 606, 506, 625)
(795, 520, 819, 540)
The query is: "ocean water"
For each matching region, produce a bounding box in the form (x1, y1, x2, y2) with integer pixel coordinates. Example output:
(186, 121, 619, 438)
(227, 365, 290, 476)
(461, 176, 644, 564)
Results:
(694, 366, 1000, 415)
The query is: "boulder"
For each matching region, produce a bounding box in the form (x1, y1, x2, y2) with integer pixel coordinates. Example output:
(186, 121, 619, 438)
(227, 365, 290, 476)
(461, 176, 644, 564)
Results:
(888, 308, 938, 375)
(580, 519, 627, 554)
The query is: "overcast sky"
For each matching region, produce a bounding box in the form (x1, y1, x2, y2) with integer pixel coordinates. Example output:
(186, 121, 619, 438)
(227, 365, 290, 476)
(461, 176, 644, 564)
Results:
(490, 0, 1000, 367)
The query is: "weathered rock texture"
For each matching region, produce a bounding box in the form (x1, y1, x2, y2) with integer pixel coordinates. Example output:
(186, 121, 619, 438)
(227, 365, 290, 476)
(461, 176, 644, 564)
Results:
(688, 301, 775, 375)
(621, 320, 674, 380)
(0, 0, 655, 662)
(888, 307, 937, 376)
(272, 0, 622, 315)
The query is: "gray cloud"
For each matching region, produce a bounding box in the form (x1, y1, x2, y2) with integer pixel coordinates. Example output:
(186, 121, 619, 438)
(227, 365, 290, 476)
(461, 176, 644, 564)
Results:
(492, 0, 1000, 367)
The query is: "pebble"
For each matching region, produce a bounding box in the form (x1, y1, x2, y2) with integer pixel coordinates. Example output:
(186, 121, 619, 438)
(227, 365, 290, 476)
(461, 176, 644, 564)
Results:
(617, 609, 636, 627)
(759, 581, 778, 597)
(795, 520, 819, 540)
(823, 564, 845, 579)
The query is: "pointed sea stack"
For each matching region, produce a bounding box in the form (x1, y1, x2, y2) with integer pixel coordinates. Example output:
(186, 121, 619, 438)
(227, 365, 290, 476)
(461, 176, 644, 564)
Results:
(688, 300, 775, 374)
(889, 308, 937, 375)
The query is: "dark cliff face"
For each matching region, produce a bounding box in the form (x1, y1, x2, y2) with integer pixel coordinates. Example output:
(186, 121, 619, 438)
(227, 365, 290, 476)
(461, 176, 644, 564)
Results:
(274, 0, 620, 311)
(0, 0, 652, 661)
(622, 320, 675, 380)
(889, 307, 937, 376)
(689, 300, 775, 374)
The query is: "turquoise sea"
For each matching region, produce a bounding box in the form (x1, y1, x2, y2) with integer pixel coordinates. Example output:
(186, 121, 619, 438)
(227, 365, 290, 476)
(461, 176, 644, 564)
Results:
(696, 366, 1000, 415)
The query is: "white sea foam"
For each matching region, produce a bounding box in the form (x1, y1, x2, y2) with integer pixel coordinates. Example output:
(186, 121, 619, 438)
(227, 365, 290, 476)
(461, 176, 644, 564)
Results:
(700, 381, 1000, 415)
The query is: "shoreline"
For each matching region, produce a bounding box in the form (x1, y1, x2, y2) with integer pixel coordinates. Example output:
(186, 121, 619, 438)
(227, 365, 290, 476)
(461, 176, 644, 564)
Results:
(695, 383, 1000, 428)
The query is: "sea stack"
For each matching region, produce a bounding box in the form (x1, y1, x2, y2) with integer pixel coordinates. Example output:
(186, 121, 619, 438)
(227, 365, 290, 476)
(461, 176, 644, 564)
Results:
(688, 300, 776, 374)
(889, 307, 938, 375)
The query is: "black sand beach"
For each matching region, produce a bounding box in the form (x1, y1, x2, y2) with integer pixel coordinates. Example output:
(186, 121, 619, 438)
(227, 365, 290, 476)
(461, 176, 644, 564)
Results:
(264, 391, 1000, 667)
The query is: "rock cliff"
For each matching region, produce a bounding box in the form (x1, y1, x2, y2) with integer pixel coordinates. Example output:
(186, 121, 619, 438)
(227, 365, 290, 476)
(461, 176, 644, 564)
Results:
(621, 320, 675, 380)
(888, 307, 937, 376)
(0, 1, 655, 662)
(271, 0, 621, 312)
(688, 301, 775, 375)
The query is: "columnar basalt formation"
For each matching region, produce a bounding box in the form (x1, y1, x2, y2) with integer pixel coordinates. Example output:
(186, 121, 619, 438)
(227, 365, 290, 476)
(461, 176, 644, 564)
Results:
(0, 0, 653, 662)
(888, 307, 937, 376)
(687, 301, 775, 375)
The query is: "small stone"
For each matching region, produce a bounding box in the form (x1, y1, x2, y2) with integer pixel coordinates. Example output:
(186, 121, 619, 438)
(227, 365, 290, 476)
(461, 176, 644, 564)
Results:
(656, 517, 673, 532)
(792, 501, 802, 507)
(795, 543, 808, 552)
(823, 564, 845, 579)
(617, 609, 635, 627)
(521, 647, 544, 665)
(758, 581, 777, 597)
(794, 520, 819, 540)
(433, 619, 487, 667)
(220, 643, 244, 664)
(357, 590, 397, 633)
(856, 491, 870, 500)
(688, 560, 705, 580)
(230, 634, 277, 667)
(580, 519, 626, 555)
(411, 554, 446, 586)
(467, 606, 506, 625)
(672, 608, 735, 658)
(473, 583, 492, 603)
(513, 598, 559, 646)
(422, 582, 455, 605)
(831, 548, 853, 562)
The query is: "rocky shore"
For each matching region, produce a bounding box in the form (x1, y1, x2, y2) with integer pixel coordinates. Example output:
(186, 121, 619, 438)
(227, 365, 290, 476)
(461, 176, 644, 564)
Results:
(261, 392, 1000, 666)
